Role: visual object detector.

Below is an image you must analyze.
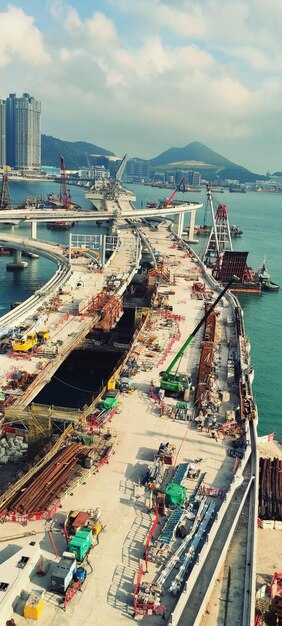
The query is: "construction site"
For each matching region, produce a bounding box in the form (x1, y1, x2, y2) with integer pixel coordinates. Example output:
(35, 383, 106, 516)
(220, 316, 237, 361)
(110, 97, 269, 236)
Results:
(0, 208, 261, 626)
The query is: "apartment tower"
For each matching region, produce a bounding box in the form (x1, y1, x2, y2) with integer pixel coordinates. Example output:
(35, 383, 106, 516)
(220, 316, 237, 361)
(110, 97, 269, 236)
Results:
(0, 99, 6, 167)
(6, 92, 41, 170)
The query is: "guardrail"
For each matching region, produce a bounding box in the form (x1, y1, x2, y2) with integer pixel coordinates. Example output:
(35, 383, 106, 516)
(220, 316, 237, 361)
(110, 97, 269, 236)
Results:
(169, 220, 258, 626)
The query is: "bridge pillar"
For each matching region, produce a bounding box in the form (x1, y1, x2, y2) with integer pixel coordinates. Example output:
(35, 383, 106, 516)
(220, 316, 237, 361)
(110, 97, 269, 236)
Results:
(187, 208, 197, 242)
(31, 220, 37, 239)
(99, 234, 106, 267)
(173, 213, 184, 237)
(6, 248, 28, 271)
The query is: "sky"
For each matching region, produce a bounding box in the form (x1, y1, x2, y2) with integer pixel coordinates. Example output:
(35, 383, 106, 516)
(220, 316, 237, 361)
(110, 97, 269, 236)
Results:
(0, 0, 282, 173)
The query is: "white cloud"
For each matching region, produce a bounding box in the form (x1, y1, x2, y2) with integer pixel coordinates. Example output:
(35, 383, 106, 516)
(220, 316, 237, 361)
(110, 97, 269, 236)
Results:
(1, 0, 282, 169)
(0, 6, 50, 66)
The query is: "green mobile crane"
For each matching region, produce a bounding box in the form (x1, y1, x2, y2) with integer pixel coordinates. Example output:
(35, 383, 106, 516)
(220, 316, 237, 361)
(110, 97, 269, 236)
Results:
(160, 276, 238, 394)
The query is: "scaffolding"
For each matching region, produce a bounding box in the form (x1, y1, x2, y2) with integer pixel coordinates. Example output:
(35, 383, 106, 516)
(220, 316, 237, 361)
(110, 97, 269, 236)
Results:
(202, 184, 233, 277)
(0, 173, 12, 210)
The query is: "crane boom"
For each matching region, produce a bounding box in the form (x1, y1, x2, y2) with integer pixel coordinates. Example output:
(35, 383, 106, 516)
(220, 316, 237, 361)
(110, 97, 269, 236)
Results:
(115, 154, 127, 182)
(160, 275, 238, 393)
(164, 178, 186, 207)
(60, 156, 71, 209)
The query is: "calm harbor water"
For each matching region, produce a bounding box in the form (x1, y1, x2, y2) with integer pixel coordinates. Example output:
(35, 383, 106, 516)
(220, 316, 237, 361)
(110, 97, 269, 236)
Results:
(1, 179, 281, 436)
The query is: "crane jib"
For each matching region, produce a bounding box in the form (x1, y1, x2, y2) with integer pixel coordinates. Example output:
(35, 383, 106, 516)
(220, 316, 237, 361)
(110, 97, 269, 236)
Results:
(161, 275, 237, 380)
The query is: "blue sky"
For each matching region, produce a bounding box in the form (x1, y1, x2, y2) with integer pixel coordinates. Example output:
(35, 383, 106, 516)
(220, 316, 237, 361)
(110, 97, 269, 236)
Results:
(0, 0, 282, 173)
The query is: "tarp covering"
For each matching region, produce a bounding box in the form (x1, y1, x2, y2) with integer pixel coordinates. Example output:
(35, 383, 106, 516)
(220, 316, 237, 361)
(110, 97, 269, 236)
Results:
(165, 483, 186, 506)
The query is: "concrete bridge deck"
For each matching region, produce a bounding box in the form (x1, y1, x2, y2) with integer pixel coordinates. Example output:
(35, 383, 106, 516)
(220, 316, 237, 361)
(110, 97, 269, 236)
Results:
(0, 218, 257, 626)
(0, 224, 142, 413)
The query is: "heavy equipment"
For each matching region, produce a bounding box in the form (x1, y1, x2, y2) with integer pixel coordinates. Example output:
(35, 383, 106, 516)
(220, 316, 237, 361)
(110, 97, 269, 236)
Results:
(116, 376, 134, 393)
(12, 329, 49, 352)
(160, 276, 238, 394)
(68, 527, 93, 562)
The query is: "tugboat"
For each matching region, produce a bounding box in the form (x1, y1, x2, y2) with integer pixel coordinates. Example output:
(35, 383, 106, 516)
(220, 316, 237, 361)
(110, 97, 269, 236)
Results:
(257, 257, 279, 291)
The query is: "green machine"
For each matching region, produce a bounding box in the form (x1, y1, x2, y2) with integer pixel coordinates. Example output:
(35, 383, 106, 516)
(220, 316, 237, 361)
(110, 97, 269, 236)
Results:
(68, 527, 93, 562)
(160, 276, 238, 394)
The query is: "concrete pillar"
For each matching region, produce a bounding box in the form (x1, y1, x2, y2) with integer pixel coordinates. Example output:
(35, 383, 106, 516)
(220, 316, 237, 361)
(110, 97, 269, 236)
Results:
(100, 234, 106, 267)
(31, 221, 37, 239)
(178, 212, 184, 236)
(174, 213, 184, 237)
(187, 208, 197, 242)
(68, 232, 72, 264)
(173, 214, 181, 237)
(6, 249, 28, 271)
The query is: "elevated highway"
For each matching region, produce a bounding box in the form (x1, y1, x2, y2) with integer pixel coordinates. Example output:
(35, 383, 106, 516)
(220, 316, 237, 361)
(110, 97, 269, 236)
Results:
(0, 199, 202, 239)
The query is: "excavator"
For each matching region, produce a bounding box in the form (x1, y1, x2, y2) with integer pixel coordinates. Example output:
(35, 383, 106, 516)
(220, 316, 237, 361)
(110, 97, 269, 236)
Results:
(160, 275, 239, 394)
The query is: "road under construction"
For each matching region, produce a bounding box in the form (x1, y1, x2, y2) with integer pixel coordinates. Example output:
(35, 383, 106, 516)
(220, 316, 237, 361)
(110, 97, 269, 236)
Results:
(0, 214, 258, 626)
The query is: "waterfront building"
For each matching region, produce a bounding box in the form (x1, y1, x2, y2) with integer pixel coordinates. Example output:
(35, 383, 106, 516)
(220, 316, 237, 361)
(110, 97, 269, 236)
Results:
(0, 99, 6, 167)
(6, 92, 41, 170)
(124, 158, 150, 182)
(175, 169, 201, 187)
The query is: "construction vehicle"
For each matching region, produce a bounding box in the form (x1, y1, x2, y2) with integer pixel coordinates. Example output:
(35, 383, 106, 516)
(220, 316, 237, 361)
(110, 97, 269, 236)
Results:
(160, 276, 238, 394)
(12, 329, 49, 352)
(116, 376, 134, 393)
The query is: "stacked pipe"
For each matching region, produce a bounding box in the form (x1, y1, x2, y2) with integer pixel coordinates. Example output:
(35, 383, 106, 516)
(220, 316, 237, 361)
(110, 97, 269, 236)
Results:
(259, 457, 282, 520)
(0, 443, 88, 516)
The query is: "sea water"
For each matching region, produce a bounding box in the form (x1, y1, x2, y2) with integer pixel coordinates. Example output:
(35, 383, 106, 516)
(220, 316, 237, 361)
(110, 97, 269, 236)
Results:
(1, 179, 281, 436)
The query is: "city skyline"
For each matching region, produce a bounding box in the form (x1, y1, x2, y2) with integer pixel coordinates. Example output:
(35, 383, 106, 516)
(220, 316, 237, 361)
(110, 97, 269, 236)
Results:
(0, 1, 281, 173)
(1, 92, 41, 170)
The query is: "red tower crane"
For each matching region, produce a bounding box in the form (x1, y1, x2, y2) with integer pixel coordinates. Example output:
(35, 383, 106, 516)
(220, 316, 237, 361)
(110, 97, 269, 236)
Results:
(60, 156, 72, 209)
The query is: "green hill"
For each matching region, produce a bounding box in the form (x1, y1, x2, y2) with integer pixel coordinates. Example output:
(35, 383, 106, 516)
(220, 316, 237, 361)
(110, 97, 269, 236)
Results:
(149, 141, 263, 183)
(41, 136, 263, 183)
(41, 135, 114, 169)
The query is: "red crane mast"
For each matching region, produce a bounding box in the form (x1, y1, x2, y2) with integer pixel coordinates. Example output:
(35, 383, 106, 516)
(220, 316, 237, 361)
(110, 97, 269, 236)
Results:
(60, 156, 71, 209)
(164, 178, 186, 207)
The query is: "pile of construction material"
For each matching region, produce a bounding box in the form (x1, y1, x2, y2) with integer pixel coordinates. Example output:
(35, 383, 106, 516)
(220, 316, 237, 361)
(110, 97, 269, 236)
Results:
(0, 434, 28, 464)
(259, 457, 282, 520)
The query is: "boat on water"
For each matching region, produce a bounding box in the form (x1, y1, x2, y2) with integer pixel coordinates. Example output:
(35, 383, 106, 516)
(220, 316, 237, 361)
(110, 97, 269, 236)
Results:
(201, 185, 260, 294)
(85, 155, 136, 211)
(229, 186, 246, 193)
(256, 258, 279, 291)
(47, 221, 75, 231)
(194, 223, 243, 237)
(86, 178, 136, 210)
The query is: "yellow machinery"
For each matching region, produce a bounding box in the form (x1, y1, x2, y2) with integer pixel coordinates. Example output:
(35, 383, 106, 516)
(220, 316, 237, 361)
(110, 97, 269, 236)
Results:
(12, 329, 49, 352)
(107, 378, 116, 391)
(24, 591, 45, 620)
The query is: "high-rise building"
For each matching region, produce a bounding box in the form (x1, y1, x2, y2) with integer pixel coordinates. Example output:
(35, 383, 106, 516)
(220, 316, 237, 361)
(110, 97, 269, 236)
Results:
(6, 92, 41, 170)
(0, 99, 6, 167)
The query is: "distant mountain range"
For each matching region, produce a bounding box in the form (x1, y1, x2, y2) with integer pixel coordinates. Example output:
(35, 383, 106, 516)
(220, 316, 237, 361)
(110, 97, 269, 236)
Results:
(149, 142, 264, 182)
(42, 135, 264, 183)
(41, 135, 114, 169)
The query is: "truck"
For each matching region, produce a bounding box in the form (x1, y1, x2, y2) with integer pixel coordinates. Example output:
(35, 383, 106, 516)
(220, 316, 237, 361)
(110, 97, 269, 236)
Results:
(160, 276, 238, 395)
(12, 329, 49, 352)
